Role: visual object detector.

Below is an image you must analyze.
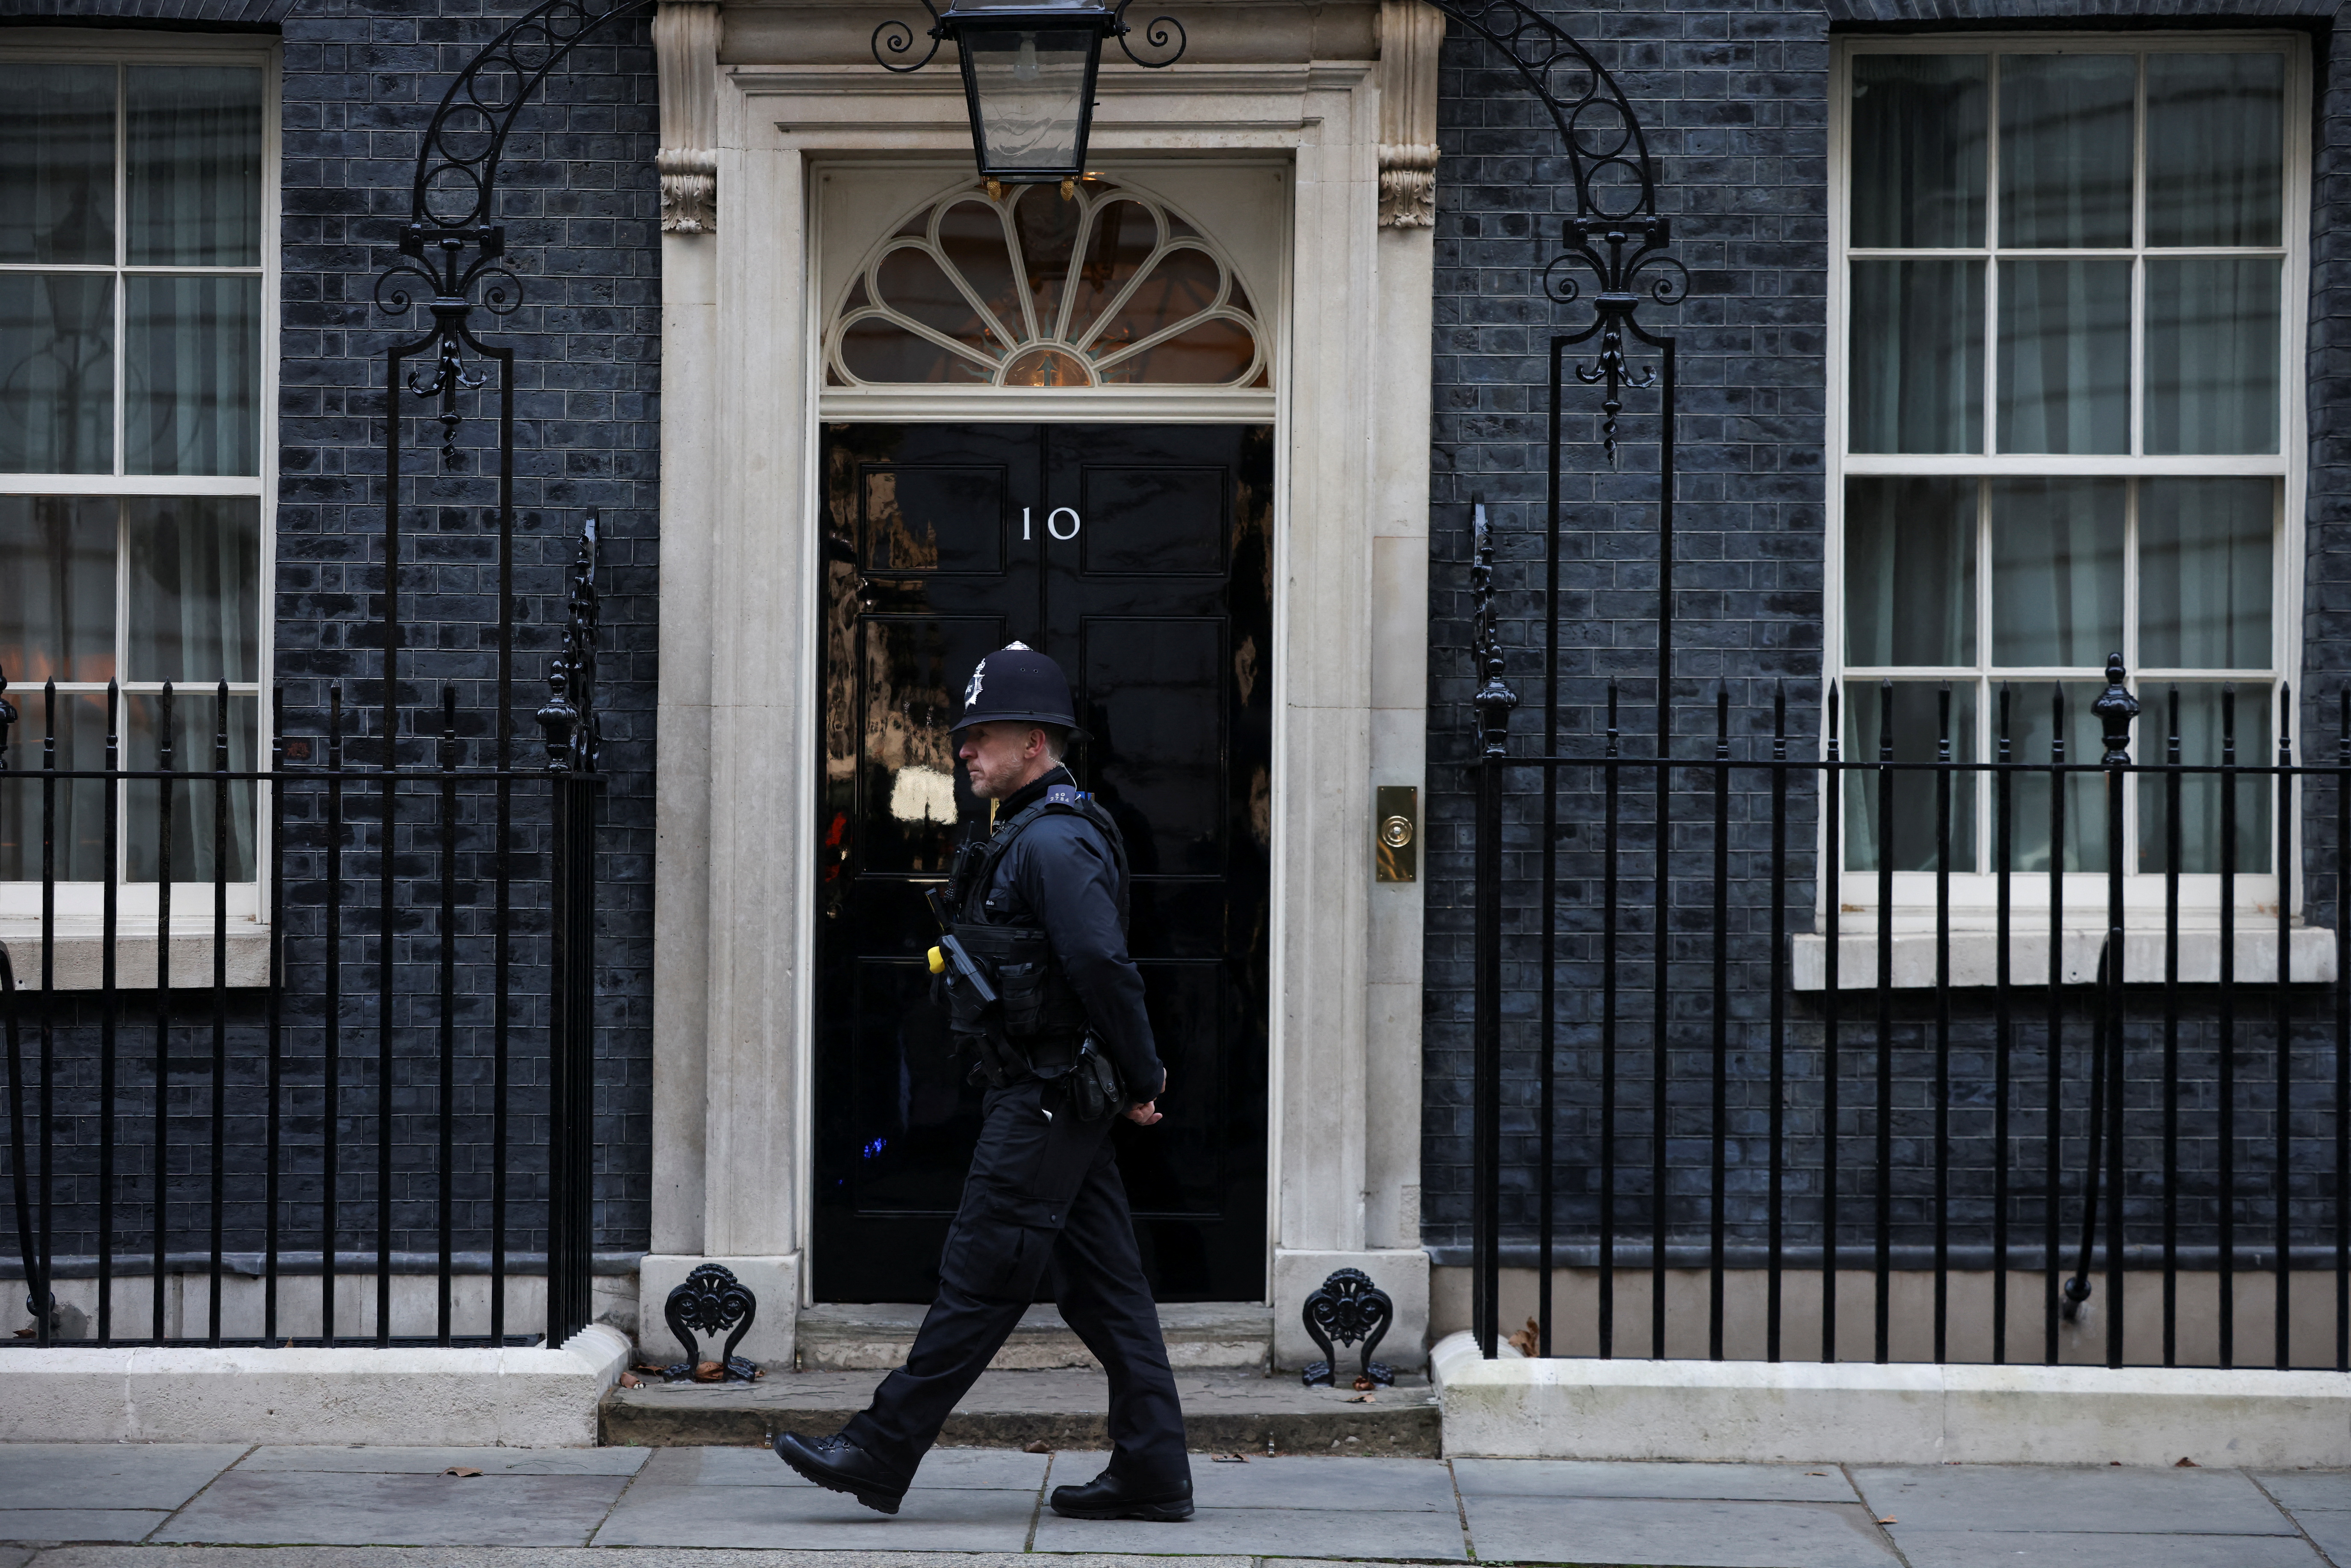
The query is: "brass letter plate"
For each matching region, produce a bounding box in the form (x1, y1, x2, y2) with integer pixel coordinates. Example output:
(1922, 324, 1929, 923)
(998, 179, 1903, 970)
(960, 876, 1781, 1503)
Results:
(1374, 785, 1418, 883)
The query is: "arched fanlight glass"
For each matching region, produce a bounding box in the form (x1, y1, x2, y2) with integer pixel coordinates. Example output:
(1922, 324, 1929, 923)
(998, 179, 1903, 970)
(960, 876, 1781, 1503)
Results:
(826, 178, 1268, 390)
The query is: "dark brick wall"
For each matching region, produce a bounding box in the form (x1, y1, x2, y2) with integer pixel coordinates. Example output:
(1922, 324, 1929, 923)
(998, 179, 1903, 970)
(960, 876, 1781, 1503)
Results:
(1421, 0, 2351, 1259)
(4, 0, 660, 1271)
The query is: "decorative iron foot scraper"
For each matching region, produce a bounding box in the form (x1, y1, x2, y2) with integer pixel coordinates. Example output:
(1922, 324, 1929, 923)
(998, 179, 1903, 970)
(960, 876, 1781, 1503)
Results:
(1300, 1268, 1394, 1388)
(660, 1263, 760, 1382)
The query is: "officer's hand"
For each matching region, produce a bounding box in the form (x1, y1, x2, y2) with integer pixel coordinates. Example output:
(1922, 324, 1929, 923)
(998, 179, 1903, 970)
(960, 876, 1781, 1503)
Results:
(1124, 1100, 1161, 1126)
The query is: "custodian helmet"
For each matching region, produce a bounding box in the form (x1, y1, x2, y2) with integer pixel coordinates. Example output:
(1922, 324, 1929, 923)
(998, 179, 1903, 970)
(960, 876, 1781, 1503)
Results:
(951, 642, 1083, 736)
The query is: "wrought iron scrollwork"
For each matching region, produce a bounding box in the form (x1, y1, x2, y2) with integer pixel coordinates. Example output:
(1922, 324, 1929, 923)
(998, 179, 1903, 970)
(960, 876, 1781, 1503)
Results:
(1300, 1268, 1395, 1388)
(379, 0, 658, 459)
(538, 517, 604, 775)
(1470, 504, 1519, 758)
(872, 0, 944, 74)
(659, 1262, 760, 1381)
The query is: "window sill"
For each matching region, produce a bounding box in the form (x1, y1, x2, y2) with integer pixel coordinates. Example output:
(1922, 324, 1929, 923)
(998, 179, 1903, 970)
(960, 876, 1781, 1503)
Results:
(0, 919, 271, 991)
(1791, 928, 2338, 990)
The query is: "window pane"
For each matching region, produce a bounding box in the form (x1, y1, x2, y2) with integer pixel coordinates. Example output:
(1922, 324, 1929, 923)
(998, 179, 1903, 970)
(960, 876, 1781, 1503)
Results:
(1850, 54, 1987, 248)
(2139, 478, 2272, 669)
(2144, 258, 2280, 455)
(1849, 260, 1983, 453)
(0, 273, 114, 474)
(965, 28, 1092, 173)
(2136, 683, 2273, 874)
(1843, 680, 1977, 872)
(1995, 681, 2109, 872)
(0, 64, 115, 265)
(1989, 477, 2124, 667)
(2146, 53, 2285, 248)
(1996, 259, 2130, 453)
(124, 690, 257, 883)
(1843, 476, 1976, 666)
(0, 690, 111, 881)
(127, 66, 265, 266)
(1998, 54, 2135, 248)
(127, 496, 261, 684)
(124, 274, 261, 476)
(0, 495, 116, 684)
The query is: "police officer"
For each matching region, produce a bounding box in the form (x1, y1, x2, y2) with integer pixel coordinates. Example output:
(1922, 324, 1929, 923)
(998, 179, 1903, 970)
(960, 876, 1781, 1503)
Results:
(774, 643, 1192, 1522)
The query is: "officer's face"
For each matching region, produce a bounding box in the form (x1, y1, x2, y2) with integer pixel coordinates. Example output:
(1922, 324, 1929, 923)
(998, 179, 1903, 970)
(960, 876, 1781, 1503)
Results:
(958, 721, 1052, 800)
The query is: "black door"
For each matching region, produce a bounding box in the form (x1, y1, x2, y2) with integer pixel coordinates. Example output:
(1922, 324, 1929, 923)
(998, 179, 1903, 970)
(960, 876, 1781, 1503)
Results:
(813, 422, 1273, 1303)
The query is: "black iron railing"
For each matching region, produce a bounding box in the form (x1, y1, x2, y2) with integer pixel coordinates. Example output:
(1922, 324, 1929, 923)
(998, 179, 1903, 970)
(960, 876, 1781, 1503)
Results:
(1463, 515, 2351, 1370)
(0, 523, 604, 1351)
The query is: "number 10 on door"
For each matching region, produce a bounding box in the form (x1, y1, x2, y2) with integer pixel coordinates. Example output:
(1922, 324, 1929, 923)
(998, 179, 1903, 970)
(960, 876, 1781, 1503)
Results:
(1022, 507, 1081, 541)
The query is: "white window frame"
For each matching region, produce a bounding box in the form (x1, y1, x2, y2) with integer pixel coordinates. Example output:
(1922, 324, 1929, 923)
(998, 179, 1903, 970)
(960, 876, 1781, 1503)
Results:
(0, 28, 280, 935)
(1822, 31, 2311, 947)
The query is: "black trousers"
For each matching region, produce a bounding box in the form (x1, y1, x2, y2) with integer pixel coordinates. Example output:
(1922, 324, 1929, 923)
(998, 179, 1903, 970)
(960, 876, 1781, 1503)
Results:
(843, 1078, 1190, 1490)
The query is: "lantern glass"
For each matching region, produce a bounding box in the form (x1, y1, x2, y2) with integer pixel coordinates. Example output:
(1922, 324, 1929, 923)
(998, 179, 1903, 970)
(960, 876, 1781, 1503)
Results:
(957, 25, 1099, 180)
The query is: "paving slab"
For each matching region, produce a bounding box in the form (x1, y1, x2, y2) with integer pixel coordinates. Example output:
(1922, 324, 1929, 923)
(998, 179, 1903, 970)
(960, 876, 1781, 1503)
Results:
(1889, 1529, 2327, 1568)
(0, 1445, 246, 1511)
(0, 1512, 168, 1545)
(1850, 1464, 2297, 1535)
(1461, 1495, 1897, 1568)
(236, 1447, 647, 1477)
(150, 1470, 631, 1547)
(2283, 1509, 2351, 1566)
(2260, 1471, 2351, 1513)
(643, 1443, 1050, 1492)
(1031, 1503, 1469, 1559)
(1453, 1459, 1862, 1503)
(23, 1552, 1255, 1568)
(592, 1482, 1042, 1550)
(1046, 1450, 1454, 1513)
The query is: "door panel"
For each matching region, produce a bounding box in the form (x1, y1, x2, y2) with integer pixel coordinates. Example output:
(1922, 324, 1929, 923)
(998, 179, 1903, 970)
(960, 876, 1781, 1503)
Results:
(814, 422, 1273, 1303)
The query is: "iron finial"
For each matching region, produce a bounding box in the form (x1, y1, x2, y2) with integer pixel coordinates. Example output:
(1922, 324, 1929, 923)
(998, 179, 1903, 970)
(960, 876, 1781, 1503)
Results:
(2092, 653, 2139, 767)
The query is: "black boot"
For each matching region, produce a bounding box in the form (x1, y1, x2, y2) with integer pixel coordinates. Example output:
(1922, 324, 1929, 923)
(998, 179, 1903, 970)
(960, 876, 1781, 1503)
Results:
(1049, 1470, 1195, 1522)
(773, 1431, 909, 1515)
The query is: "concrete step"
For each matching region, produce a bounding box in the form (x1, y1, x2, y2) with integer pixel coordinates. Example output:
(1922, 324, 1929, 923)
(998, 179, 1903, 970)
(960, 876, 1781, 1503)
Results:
(794, 1301, 1273, 1371)
(600, 1366, 1440, 1456)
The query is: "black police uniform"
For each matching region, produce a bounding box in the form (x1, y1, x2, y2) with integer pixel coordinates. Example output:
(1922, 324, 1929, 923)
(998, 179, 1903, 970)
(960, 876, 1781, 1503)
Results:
(778, 645, 1191, 1521)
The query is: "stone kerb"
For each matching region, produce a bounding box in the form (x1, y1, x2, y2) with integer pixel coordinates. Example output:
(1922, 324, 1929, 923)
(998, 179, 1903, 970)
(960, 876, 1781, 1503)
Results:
(0, 1324, 630, 1446)
(1431, 1330, 2351, 1467)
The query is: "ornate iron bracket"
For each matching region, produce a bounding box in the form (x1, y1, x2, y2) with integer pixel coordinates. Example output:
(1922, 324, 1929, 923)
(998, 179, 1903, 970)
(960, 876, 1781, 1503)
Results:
(873, 0, 1186, 75)
(536, 516, 604, 775)
(1300, 1268, 1395, 1388)
(378, 0, 659, 459)
(659, 1262, 760, 1382)
(1470, 503, 1519, 757)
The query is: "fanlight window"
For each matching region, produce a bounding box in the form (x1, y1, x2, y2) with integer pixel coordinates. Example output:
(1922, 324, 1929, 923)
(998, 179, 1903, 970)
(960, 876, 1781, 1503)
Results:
(827, 177, 1267, 389)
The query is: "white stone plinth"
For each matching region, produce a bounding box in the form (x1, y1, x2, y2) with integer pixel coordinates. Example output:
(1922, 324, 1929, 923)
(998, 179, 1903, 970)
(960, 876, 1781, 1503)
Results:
(1431, 1330, 2351, 1467)
(0, 1323, 630, 1445)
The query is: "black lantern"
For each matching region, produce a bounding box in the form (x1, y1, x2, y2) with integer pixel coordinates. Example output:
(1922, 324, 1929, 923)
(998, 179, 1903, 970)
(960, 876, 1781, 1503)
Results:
(874, 0, 1187, 185)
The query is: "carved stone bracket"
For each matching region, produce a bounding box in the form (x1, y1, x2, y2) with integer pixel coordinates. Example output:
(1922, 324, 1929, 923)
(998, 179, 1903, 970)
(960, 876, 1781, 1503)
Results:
(1378, 0, 1446, 227)
(655, 1, 721, 233)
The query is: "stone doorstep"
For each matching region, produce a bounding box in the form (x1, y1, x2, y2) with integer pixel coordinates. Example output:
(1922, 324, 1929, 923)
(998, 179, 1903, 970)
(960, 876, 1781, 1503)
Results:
(794, 1300, 1274, 1371)
(600, 1365, 1441, 1456)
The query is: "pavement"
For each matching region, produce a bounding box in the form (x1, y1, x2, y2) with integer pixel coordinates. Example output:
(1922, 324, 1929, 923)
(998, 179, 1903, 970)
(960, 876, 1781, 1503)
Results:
(5, 1444, 2351, 1566)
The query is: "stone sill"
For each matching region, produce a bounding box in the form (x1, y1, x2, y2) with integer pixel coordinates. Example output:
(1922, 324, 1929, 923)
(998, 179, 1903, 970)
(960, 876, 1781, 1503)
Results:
(1792, 928, 2338, 990)
(0, 919, 271, 990)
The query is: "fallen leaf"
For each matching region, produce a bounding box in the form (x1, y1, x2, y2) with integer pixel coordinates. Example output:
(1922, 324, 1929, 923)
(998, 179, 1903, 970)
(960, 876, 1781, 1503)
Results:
(11, 1328, 33, 1339)
(630, 1362, 666, 1375)
(1023, 1439, 1050, 1455)
(1346, 1393, 1375, 1404)
(617, 1371, 642, 1389)
(1211, 1453, 1249, 1464)
(2110, 1461, 2122, 1467)
(1877, 1517, 1897, 1525)
(1807, 1472, 1827, 1477)
(1505, 1316, 1540, 1356)
(443, 1467, 483, 1479)
(2176, 1456, 2199, 1468)
(1352, 1375, 1378, 1391)
(691, 1361, 725, 1383)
